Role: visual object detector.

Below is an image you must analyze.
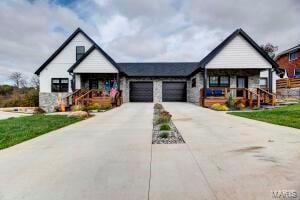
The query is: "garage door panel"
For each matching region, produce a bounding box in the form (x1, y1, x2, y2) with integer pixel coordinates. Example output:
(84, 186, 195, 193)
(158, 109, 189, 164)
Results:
(130, 82, 153, 102)
(162, 82, 187, 102)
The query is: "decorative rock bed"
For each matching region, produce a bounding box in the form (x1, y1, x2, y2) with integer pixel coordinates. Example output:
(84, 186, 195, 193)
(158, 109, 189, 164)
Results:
(152, 104, 185, 144)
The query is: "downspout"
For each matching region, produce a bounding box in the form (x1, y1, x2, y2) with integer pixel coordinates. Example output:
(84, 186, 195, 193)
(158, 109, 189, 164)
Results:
(268, 68, 273, 93)
(203, 65, 207, 107)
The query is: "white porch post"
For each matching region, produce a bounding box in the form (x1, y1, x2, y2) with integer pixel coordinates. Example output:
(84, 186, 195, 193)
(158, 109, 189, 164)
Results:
(75, 74, 81, 89)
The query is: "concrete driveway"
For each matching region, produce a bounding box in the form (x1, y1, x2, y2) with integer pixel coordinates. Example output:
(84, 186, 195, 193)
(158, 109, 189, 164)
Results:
(0, 103, 300, 200)
(0, 111, 30, 120)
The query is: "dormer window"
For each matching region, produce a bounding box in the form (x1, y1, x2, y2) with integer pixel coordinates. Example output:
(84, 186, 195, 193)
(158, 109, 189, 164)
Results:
(289, 51, 298, 61)
(76, 46, 85, 61)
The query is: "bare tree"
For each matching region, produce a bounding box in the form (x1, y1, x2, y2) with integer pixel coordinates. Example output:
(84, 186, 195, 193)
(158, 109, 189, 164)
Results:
(30, 75, 40, 90)
(9, 72, 27, 88)
(260, 43, 278, 59)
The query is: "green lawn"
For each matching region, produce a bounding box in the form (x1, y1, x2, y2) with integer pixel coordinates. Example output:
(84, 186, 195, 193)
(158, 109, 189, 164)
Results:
(0, 115, 83, 150)
(229, 103, 300, 129)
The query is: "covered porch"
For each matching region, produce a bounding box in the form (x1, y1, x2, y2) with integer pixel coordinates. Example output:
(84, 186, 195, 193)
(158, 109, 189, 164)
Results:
(199, 69, 275, 108)
(66, 73, 122, 108)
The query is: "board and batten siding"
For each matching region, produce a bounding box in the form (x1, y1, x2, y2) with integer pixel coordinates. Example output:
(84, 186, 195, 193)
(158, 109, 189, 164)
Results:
(73, 49, 118, 73)
(206, 35, 272, 69)
(39, 33, 93, 93)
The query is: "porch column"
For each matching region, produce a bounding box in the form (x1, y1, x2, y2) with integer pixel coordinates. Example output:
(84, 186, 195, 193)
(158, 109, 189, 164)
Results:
(116, 73, 120, 90)
(268, 69, 273, 92)
(202, 68, 207, 106)
(75, 74, 81, 90)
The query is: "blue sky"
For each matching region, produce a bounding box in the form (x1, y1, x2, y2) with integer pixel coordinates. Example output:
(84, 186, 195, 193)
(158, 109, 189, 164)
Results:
(0, 0, 299, 84)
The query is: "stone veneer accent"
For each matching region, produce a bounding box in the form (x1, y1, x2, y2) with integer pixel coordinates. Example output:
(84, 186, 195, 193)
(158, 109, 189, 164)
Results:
(187, 73, 203, 103)
(277, 88, 300, 99)
(39, 92, 71, 112)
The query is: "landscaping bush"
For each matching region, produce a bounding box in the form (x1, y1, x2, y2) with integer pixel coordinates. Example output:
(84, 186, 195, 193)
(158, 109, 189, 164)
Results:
(159, 132, 169, 139)
(154, 103, 163, 110)
(226, 93, 235, 109)
(234, 100, 246, 110)
(155, 110, 172, 124)
(71, 105, 87, 112)
(160, 123, 171, 131)
(87, 103, 101, 111)
(211, 103, 229, 111)
(34, 107, 46, 114)
(99, 104, 112, 110)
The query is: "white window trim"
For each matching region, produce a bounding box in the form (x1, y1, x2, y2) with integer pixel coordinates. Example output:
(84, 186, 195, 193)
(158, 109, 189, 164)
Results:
(294, 68, 300, 77)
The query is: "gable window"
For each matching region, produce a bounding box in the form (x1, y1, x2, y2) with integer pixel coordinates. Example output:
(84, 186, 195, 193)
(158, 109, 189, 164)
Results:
(52, 78, 69, 92)
(295, 68, 300, 77)
(289, 51, 298, 61)
(76, 46, 85, 61)
(191, 78, 196, 88)
(209, 76, 230, 87)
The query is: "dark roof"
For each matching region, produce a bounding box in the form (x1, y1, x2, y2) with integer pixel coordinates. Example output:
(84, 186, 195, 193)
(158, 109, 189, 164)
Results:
(190, 28, 281, 76)
(68, 44, 122, 73)
(117, 62, 200, 77)
(275, 43, 300, 60)
(35, 27, 120, 75)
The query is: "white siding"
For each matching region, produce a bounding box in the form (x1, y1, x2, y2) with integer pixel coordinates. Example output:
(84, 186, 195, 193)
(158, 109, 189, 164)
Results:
(206, 35, 272, 69)
(39, 33, 93, 93)
(73, 49, 118, 73)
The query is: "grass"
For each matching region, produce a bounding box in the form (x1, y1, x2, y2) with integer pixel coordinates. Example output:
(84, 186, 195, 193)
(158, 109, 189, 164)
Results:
(229, 103, 300, 129)
(0, 114, 83, 150)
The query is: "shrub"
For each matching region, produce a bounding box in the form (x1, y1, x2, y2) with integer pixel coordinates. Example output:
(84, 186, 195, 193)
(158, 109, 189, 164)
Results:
(71, 105, 87, 112)
(99, 104, 112, 110)
(87, 103, 101, 110)
(159, 132, 169, 139)
(234, 100, 246, 110)
(156, 110, 172, 124)
(211, 103, 229, 111)
(226, 93, 235, 109)
(34, 107, 46, 114)
(23, 89, 39, 107)
(160, 123, 171, 131)
(154, 103, 163, 110)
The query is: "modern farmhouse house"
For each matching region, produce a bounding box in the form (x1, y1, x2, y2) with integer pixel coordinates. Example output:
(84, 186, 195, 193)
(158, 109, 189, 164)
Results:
(35, 28, 280, 112)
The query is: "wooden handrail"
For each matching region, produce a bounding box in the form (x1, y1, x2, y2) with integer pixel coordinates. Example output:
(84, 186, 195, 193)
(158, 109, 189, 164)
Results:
(257, 88, 276, 106)
(75, 89, 98, 105)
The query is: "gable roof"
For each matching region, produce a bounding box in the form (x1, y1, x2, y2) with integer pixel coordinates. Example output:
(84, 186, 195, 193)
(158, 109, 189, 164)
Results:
(117, 62, 200, 77)
(68, 43, 122, 73)
(190, 28, 280, 76)
(275, 43, 300, 60)
(35, 27, 120, 75)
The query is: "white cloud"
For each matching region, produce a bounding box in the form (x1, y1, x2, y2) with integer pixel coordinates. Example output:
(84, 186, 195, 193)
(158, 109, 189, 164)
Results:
(0, 0, 299, 83)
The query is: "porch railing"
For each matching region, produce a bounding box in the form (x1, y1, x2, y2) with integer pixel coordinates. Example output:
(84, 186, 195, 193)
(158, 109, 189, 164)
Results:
(200, 87, 262, 108)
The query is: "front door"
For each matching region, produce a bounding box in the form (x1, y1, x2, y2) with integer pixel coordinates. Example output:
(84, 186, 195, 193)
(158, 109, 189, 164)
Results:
(89, 79, 98, 89)
(237, 76, 248, 97)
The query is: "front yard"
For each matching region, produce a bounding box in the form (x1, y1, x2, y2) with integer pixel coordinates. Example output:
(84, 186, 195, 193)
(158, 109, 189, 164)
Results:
(0, 115, 83, 150)
(229, 103, 300, 129)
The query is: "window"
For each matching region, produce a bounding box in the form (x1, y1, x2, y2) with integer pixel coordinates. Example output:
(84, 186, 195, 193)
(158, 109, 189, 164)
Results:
(209, 76, 219, 87)
(295, 68, 300, 77)
(209, 76, 230, 87)
(259, 78, 268, 88)
(220, 76, 229, 87)
(289, 51, 298, 61)
(191, 78, 196, 88)
(52, 78, 69, 92)
(76, 46, 85, 61)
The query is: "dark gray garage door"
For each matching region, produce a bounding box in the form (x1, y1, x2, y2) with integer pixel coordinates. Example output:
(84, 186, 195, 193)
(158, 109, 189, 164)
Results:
(130, 82, 153, 102)
(162, 82, 187, 102)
